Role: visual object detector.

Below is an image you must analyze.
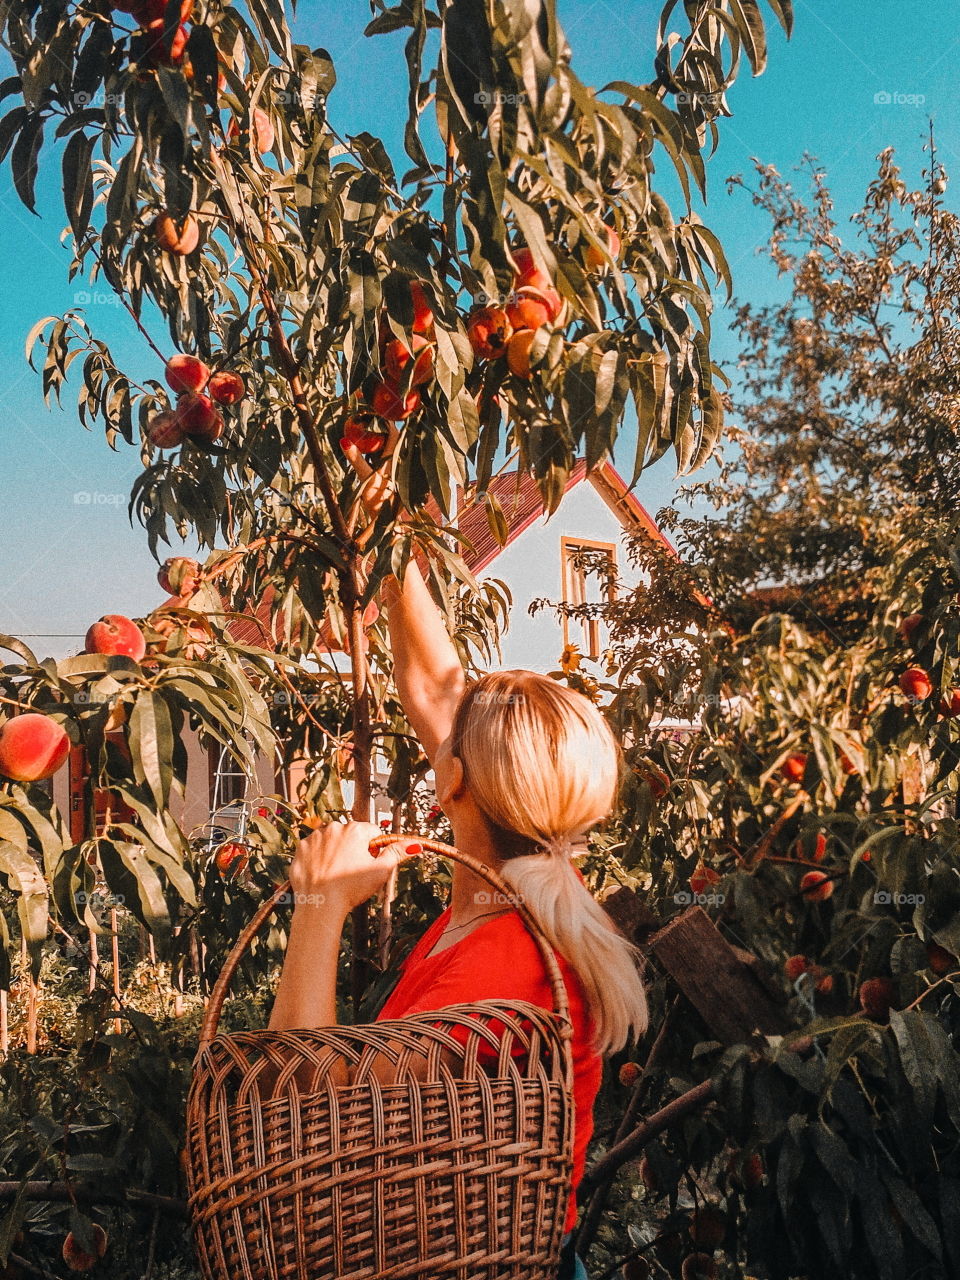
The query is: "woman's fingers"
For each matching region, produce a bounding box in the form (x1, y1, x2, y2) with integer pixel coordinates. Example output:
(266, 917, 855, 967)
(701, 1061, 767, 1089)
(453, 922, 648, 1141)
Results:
(341, 435, 374, 481)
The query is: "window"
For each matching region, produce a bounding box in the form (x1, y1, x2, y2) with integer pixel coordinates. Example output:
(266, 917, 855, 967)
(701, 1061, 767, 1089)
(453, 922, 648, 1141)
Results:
(561, 537, 618, 659)
(209, 744, 251, 809)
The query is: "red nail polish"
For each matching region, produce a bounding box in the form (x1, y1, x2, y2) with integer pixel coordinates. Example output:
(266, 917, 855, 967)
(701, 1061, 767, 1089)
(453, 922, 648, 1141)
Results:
(405, 842, 422, 855)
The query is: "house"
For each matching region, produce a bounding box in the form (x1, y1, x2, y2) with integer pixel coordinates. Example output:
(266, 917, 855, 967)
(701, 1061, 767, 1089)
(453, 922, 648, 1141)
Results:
(54, 459, 674, 841)
(451, 458, 672, 670)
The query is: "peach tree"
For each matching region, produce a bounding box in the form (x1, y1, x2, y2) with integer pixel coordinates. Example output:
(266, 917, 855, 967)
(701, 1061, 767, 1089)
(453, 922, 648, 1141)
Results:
(0, 0, 792, 985)
(559, 147, 960, 1280)
(0, 1, 795, 1273)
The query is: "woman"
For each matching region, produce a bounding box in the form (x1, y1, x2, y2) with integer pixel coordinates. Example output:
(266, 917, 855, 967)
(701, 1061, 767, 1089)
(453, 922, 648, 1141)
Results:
(268, 433, 648, 1278)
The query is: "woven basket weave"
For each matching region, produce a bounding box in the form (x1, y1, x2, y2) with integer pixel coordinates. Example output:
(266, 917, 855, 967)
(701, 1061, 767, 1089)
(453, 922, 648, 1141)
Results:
(183, 835, 576, 1280)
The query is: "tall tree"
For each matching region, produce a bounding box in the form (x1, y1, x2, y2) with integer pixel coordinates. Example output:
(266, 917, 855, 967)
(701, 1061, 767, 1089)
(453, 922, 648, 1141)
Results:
(662, 139, 960, 637)
(0, 0, 793, 1002)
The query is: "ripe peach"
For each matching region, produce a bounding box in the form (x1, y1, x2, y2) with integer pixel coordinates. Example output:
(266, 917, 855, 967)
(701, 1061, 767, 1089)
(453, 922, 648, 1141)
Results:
(689, 863, 720, 896)
(618, 1061, 642, 1087)
(938, 689, 960, 718)
(859, 977, 895, 1018)
(176, 393, 223, 439)
(141, 17, 189, 65)
(585, 223, 621, 271)
(165, 354, 209, 394)
(812, 968, 834, 994)
(157, 557, 200, 598)
(652, 1232, 684, 1268)
(781, 753, 808, 784)
(621, 1259, 651, 1280)
(511, 247, 562, 318)
(899, 667, 933, 700)
(688, 1206, 726, 1250)
(927, 942, 957, 974)
(727, 1150, 764, 1190)
(370, 381, 420, 420)
(383, 335, 435, 386)
(61, 1224, 107, 1272)
(146, 409, 184, 449)
(793, 831, 829, 861)
(681, 1255, 716, 1280)
(0, 714, 70, 782)
(152, 211, 198, 254)
(799, 870, 834, 902)
(341, 413, 383, 452)
(512, 246, 552, 294)
(85, 615, 146, 662)
(215, 841, 249, 877)
(407, 281, 435, 336)
(506, 327, 537, 379)
(897, 613, 924, 643)
(838, 750, 857, 776)
(634, 763, 670, 799)
(467, 306, 513, 361)
(228, 107, 275, 152)
(638, 1155, 660, 1193)
(784, 954, 810, 981)
(505, 288, 551, 332)
(207, 370, 245, 404)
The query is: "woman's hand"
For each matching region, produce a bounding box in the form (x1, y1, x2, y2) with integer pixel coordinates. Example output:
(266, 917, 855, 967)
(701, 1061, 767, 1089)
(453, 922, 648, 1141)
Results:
(289, 819, 415, 916)
(342, 421, 403, 524)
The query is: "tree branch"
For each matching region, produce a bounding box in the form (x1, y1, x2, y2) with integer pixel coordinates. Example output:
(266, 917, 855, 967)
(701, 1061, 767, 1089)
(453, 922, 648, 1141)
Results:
(576, 1079, 717, 1200)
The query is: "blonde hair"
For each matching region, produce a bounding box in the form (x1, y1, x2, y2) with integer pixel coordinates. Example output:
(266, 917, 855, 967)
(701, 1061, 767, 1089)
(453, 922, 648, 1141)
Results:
(450, 670, 648, 1056)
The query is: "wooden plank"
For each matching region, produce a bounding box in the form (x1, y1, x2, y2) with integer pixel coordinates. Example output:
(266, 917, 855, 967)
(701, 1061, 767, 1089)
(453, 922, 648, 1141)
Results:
(645, 906, 792, 1044)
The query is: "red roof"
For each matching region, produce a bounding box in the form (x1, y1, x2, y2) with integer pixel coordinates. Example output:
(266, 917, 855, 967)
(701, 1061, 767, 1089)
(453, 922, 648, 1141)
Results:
(154, 460, 671, 648)
(447, 458, 673, 574)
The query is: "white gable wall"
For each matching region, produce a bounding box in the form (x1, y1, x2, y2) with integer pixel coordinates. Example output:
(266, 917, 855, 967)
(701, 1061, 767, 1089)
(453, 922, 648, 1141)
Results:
(476, 479, 646, 673)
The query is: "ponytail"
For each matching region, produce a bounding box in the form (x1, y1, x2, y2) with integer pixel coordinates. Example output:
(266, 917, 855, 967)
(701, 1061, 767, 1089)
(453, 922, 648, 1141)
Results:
(451, 671, 648, 1056)
(498, 843, 647, 1056)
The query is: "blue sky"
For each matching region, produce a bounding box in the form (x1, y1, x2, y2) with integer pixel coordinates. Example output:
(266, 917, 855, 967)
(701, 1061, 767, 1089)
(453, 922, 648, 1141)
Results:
(1, 0, 957, 657)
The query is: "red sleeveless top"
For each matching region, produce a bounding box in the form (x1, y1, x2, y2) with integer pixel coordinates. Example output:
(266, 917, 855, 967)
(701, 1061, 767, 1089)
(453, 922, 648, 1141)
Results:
(375, 883, 603, 1236)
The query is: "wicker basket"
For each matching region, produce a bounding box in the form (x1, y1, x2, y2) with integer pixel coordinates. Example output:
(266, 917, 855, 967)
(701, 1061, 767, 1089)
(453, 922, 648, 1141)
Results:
(183, 835, 575, 1280)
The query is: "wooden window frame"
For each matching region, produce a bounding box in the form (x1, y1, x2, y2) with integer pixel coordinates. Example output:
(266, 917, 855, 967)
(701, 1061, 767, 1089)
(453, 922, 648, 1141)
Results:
(560, 536, 618, 659)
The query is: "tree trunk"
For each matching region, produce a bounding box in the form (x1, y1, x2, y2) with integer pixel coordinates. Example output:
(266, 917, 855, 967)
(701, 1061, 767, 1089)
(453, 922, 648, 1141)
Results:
(110, 906, 122, 1035)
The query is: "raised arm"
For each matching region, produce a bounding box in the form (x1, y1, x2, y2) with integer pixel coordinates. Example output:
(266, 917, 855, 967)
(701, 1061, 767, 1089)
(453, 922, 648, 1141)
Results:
(346, 433, 465, 763)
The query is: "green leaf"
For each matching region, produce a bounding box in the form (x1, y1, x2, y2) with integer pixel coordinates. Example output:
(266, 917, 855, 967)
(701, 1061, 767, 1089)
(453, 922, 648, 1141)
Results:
(61, 129, 95, 241)
(729, 0, 769, 73)
(129, 692, 174, 812)
(0, 841, 47, 952)
(10, 113, 43, 213)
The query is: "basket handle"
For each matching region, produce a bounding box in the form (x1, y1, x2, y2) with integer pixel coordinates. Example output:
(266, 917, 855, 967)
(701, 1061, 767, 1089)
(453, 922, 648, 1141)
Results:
(198, 833, 573, 1050)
